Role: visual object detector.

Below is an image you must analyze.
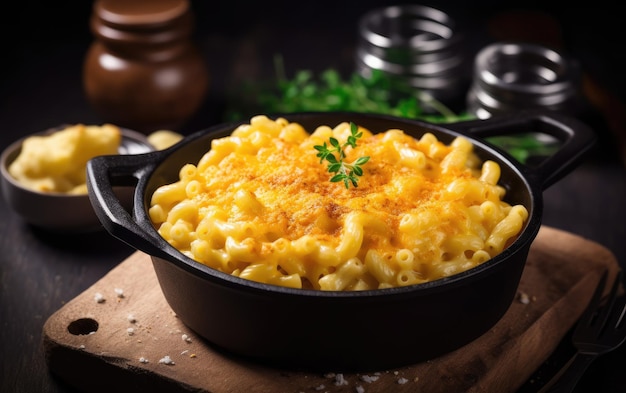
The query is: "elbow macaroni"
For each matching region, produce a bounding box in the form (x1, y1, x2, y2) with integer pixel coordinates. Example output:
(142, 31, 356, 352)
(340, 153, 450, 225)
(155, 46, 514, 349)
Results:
(149, 115, 529, 291)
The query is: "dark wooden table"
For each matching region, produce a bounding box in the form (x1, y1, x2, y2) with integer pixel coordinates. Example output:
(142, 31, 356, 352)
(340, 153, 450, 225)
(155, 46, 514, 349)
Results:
(2, 2, 625, 392)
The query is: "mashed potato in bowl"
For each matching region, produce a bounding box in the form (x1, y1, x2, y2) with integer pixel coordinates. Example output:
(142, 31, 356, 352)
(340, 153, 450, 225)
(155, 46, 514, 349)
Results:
(8, 124, 121, 194)
(1, 123, 159, 232)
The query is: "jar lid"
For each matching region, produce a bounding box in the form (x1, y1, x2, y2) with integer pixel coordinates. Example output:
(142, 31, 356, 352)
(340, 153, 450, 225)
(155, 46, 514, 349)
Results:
(467, 42, 583, 117)
(356, 4, 469, 107)
(359, 5, 461, 52)
(91, 0, 193, 46)
(95, 0, 189, 28)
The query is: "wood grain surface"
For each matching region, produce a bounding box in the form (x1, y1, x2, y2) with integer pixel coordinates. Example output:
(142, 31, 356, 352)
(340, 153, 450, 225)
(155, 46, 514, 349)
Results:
(42, 226, 621, 393)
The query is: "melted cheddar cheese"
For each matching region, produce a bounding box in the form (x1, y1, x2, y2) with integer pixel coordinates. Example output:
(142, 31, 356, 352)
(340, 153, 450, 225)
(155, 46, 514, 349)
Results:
(149, 115, 528, 290)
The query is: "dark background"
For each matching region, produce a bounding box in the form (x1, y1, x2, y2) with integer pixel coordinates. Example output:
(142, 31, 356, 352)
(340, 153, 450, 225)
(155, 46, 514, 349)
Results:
(2, 1, 625, 134)
(1, 1, 625, 393)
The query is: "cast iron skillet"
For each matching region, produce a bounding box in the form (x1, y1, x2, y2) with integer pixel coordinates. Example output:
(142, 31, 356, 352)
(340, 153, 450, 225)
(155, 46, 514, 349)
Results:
(87, 110, 595, 372)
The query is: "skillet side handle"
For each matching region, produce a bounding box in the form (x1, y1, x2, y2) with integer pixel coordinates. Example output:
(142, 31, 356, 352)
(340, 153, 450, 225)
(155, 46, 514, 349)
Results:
(87, 153, 171, 260)
(447, 110, 597, 190)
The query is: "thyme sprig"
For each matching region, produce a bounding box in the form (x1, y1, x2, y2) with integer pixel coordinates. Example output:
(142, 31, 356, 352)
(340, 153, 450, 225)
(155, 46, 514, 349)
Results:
(314, 122, 370, 189)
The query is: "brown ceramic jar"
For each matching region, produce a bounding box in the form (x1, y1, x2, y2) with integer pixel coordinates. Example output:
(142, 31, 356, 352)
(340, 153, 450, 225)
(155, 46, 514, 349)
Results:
(83, 0, 209, 133)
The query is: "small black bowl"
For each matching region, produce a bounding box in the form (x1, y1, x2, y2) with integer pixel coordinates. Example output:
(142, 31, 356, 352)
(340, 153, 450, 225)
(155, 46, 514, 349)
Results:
(1, 125, 154, 233)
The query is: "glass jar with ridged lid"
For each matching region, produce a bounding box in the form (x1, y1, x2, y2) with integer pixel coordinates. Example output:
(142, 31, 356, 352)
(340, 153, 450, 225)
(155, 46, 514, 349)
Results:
(356, 4, 471, 111)
(466, 42, 584, 119)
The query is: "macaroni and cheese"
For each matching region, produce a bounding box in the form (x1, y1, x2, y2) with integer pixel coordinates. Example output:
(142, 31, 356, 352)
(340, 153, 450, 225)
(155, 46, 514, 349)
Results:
(147, 129, 183, 150)
(9, 124, 121, 194)
(149, 115, 528, 291)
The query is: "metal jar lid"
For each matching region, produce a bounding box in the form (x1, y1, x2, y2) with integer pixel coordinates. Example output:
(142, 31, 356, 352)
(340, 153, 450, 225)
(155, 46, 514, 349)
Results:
(356, 4, 469, 105)
(466, 42, 583, 118)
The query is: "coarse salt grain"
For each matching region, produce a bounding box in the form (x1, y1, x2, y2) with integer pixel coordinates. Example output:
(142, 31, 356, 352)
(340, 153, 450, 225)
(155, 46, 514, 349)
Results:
(127, 314, 136, 323)
(356, 386, 365, 393)
(519, 292, 530, 304)
(397, 377, 409, 384)
(159, 355, 175, 365)
(94, 293, 105, 303)
(334, 373, 348, 386)
(139, 357, 148, 363)
(114, 288, 124, 298)
(360, 374, 379, 383)
(127, 327, 135, 336)
(182, 334, 192, 343)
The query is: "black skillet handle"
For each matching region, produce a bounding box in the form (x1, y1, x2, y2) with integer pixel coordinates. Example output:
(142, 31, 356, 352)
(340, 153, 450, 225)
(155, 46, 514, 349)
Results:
(86, 152, 172, 260)
(445, 110, 597, 190)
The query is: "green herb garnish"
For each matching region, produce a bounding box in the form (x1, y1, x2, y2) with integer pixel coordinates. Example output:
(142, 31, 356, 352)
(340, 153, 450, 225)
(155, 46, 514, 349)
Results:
(223, 55, 468, 122)
(314, 122, 370, 189)
(225, 54, 557, 164)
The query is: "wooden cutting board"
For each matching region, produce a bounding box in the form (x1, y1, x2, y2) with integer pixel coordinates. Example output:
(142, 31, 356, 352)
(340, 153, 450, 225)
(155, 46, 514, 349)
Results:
(43, 226, 621, 393)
